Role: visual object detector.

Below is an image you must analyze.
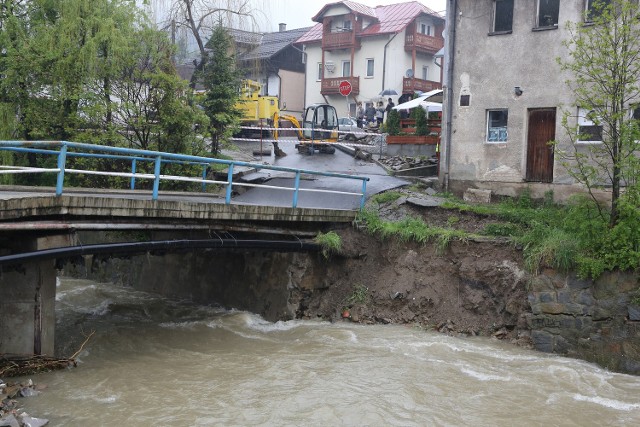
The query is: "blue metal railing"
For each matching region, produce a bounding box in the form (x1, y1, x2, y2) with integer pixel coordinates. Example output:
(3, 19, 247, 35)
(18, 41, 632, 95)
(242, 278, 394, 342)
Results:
(0, 140, 370, 210)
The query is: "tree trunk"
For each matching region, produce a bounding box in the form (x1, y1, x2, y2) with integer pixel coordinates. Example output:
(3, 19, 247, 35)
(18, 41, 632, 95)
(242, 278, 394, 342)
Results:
(210, 126, 219, 155)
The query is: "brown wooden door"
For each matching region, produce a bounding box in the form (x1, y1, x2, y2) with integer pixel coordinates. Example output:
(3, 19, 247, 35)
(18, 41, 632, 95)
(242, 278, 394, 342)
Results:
(526, 109, 555, 183)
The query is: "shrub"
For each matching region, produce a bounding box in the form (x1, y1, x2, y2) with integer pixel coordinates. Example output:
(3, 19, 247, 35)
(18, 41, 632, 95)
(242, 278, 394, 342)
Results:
(386, 109, 401, 136)
(411, 106, 429, 136)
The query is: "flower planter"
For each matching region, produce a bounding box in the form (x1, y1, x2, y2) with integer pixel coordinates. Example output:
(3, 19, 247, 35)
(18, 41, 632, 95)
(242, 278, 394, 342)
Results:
(386, 135, 439, 145)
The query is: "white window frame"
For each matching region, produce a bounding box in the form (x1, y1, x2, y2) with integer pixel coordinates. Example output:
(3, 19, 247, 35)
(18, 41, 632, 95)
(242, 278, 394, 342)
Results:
(419, 23, 432, 36)
(422, 66, 429, 81)
(365, 58, 374, 78)
(317, 63, 323, 81)
(577, 107, 603, 144)
(486, 109, 509, 143)
(343, 20, 352, 31)
(342, 60, 351, 77)
(536, 0, 560, 28)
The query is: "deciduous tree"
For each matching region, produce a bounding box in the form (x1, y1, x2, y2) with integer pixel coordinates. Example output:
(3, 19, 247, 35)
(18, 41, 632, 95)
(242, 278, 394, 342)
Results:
(158, 0, 261, 88)
(557, 0, 640, 227)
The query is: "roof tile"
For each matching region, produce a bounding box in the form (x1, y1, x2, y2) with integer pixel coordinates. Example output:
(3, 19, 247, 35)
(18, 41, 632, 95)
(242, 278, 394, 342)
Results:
(238, 27, 311, 61)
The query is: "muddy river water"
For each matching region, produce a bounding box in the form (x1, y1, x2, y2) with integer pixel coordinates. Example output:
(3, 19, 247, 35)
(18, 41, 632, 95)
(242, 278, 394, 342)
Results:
(17, 278, 640, 426)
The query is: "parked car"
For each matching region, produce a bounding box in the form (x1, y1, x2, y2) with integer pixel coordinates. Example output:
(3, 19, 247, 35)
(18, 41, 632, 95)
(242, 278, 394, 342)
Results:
(338, 117, 359, 140)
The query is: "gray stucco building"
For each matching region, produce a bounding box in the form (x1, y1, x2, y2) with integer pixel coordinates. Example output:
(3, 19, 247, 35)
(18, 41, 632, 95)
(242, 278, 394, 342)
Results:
(441, 0, 636, 199)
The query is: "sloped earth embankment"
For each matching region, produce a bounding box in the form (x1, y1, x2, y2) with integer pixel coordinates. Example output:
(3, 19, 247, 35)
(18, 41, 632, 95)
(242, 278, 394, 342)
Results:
(295, 225, 533, 346)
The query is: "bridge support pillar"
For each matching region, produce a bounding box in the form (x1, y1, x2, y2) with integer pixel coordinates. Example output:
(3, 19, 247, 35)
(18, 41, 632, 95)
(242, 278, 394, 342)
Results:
(0, 234, 72, 356)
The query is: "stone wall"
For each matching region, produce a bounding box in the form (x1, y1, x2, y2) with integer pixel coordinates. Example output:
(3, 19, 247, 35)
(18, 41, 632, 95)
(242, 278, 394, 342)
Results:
(527, 270, 640, 374)
(60, 230, 640, 375)
(62, 245, 328, 323)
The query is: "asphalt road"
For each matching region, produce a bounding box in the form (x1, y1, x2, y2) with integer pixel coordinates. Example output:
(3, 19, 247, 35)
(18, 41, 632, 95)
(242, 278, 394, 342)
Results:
(0, 137, 405, 213)
(228, 137, 408, 210)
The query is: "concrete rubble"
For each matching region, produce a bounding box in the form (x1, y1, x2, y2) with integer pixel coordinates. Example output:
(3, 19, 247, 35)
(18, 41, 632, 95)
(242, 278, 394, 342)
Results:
(377, 155, 438, 172)
(0, 379, 48, 427)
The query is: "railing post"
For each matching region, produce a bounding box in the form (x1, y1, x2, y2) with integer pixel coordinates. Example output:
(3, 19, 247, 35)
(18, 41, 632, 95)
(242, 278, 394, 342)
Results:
(225, 163, 234, 204)
(292, 171, 301, 208)
(152, 156, 161, 200)
(360, 179, 368, 210)
(130, 159, 137, 190)
(55, 143, 68, 196)
(201, 165, 208, 192)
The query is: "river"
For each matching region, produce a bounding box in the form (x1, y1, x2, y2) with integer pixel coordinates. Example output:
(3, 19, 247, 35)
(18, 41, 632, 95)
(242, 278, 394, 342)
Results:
(17, 278, 640, 426)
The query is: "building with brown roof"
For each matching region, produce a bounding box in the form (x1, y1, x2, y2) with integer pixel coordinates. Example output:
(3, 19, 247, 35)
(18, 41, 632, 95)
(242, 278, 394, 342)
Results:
(295, 1, 444, 117)
(234, 24, 311, 115)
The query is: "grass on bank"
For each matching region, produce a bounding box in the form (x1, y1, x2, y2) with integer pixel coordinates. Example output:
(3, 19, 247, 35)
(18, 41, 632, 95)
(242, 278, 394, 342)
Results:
(360, 188, 640, 279)
(357, 209, 469, 255)
(314, 231, 342, 259)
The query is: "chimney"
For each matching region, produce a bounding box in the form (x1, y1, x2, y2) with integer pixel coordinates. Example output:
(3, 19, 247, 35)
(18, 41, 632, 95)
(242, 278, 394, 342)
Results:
(279, 23, 286, 32)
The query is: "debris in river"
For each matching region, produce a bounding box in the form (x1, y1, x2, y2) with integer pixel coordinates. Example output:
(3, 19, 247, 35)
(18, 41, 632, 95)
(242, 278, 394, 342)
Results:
(0, 378, 49, 426)
(0, 331, 94, 378)
(0, 332, 95, 426)
(0, 355, 76, 378)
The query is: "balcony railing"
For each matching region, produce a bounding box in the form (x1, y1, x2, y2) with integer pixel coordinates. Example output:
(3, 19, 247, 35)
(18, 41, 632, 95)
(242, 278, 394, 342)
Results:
(403, 77, 442, 93)
(405, 33, 444, 54)
(321, 76, 360, 96)
(323, 31, 360, 51)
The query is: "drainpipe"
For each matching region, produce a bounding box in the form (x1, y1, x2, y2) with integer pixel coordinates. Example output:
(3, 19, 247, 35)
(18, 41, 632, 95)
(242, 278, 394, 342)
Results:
(441, 0, 457, 191)
(381, 33, 399, 93)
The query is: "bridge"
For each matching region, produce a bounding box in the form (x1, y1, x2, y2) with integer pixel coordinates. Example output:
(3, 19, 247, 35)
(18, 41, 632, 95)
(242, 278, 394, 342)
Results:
(0, 140, 374, 357)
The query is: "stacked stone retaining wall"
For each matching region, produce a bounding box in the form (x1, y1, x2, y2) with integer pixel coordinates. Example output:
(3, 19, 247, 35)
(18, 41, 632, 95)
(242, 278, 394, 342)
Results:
(527, 270, 640, 374)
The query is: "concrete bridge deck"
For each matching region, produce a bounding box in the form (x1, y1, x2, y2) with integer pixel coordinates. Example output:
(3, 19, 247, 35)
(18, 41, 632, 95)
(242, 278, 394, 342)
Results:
(0, 186, 358, 231)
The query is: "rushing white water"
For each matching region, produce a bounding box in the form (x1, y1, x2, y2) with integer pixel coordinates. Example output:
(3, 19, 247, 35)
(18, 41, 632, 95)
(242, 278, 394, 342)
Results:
(17, 278, 640, 426)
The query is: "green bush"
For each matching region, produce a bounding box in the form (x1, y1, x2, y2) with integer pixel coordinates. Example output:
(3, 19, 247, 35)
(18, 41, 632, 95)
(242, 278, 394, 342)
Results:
(411, 106, 429, 136)
(386, 109, 401, 136)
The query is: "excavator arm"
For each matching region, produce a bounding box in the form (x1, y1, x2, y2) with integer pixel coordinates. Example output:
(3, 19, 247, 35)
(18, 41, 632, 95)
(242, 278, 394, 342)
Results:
(273, 112, 303, 140)
(273, 105, 339, 154)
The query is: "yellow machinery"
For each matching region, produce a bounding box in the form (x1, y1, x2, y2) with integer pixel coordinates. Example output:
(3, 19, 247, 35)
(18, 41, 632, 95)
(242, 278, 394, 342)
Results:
(234, 79, 339, 155)
(235, 80, 280, 138)
(274, 104, 339, 154)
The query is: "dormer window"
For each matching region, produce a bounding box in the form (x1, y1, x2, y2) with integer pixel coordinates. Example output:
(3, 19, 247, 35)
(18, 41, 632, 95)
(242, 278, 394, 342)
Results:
(419, 23, 432, 36)
(343, 20, 352, 31)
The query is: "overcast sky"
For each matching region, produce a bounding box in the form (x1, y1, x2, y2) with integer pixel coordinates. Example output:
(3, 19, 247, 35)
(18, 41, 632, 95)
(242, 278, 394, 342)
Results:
(257, 0, 447, 32)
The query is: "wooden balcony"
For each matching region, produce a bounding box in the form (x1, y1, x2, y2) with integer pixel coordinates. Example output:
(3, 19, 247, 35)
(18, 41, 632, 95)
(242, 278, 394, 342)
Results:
(405, 33, 444, 55)
(402, 77, 442, 94)
(322, 31, 360, 51)
(321, 76, 360, 96)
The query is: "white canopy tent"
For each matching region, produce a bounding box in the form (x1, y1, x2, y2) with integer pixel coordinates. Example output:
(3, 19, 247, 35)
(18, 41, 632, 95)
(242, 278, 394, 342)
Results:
(392, 89, 443, 111)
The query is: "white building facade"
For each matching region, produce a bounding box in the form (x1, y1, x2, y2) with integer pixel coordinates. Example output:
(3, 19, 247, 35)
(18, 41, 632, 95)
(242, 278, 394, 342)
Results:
(296, 1, 445, 118)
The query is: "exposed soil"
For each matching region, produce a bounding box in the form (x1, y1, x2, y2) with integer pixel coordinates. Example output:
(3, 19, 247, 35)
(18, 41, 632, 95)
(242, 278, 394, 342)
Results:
(296, 188, 534, 346)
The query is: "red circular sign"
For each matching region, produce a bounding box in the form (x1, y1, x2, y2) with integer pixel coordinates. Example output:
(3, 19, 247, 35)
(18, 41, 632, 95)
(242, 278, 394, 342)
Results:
(339, 80, 352, 96)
